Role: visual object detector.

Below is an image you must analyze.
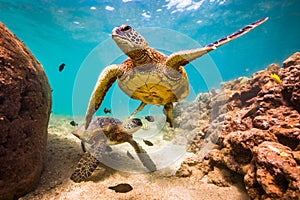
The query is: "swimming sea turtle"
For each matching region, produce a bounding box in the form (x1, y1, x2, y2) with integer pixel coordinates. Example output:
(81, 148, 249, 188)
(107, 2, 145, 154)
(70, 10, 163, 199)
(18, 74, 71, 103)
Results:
(70, 116, 156, 183)
(84, 17, 268, 129)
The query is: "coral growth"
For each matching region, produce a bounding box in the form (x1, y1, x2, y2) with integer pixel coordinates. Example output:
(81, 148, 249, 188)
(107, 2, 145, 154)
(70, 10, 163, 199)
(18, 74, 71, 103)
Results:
(176, 52, 300, 199)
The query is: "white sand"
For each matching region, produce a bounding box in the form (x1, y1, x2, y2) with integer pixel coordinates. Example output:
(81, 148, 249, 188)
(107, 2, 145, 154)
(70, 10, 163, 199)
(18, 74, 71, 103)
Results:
(20, 115, 249, 200)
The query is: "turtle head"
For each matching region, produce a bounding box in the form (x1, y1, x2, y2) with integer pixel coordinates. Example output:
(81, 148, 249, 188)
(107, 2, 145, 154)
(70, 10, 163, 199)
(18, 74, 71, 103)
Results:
(123, 118, 143, 134)
(112, 24, 149, 56)
(72, 127, 84, 139)
(72, 126, 98, 143)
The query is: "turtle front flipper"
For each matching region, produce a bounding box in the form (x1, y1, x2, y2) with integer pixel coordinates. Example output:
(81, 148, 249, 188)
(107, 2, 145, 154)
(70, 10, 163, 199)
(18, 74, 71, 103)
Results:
(84, 64, 123, 129)
(127, 138, 157, 172)
(165, 17, 268, 70)
(71, 152, 100, 183)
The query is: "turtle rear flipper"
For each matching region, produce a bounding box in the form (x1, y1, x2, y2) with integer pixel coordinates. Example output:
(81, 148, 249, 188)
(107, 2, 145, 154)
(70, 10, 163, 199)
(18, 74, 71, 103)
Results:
(71, 152, 100, 183)
(127, 139, 157, 172)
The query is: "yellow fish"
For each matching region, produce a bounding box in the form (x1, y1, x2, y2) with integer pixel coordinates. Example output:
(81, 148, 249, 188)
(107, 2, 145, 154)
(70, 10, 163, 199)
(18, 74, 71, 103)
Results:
(270, 73, 282, 84)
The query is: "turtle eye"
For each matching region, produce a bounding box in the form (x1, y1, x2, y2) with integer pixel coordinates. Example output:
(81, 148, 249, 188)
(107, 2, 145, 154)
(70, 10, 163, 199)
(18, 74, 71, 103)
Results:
(121, 25, 131, 32)
(132, 118, 142, 126)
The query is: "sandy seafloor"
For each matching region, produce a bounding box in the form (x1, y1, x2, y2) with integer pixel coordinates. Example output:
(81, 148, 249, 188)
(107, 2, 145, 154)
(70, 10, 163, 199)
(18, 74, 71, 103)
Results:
(20, 114, 249, 200)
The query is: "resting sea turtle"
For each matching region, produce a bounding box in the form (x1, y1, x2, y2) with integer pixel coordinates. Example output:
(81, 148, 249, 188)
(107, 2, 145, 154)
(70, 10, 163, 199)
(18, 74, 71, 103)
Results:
(70, 116, 156, 183)
(84, 17, 268, 129)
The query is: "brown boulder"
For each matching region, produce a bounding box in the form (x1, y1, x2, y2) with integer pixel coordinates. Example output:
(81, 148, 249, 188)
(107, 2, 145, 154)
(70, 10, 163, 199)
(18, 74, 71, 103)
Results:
(177, 52, 300, 199)
(268, 107, 300, 150)
(245, 142, 300, 199)
(282, 52, 300, 68)
(281, 64, 300, 112)
(0, 22, 52, 199)
(175, 154, 211, 178)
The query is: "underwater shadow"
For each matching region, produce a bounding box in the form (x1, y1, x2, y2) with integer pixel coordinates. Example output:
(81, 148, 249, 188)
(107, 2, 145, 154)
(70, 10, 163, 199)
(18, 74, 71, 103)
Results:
(86, 164, 117, 183)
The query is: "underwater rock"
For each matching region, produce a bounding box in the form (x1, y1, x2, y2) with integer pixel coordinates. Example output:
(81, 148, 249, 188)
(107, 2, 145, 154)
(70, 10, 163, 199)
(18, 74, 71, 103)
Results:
(282, 52, 300, 68)
(222, 129, 278, 171)
(268, 106, 300, 150)
(214, 53, 300, 198)
(172, 98, 208, 144)
(207, 166, 239, 187)
(281, 64, 300, 112)
(227, 63, 280, 108)
(245, 141, 300, 199)
(177, 52, 300, 199)
(0, 23, 52, 199)
(252, 115, 272, 130)
(175, 154, 210, 178)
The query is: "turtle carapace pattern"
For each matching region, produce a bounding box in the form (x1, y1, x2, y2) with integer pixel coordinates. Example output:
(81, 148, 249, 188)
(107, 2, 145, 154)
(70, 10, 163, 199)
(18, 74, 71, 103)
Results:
(70, 116, 156, 183)
(84, 17, 268, 129)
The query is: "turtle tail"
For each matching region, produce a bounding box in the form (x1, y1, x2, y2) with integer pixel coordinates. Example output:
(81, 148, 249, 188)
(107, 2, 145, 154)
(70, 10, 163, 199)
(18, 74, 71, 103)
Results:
(127, 139, 157, 172)
(70, 152, 100, 183)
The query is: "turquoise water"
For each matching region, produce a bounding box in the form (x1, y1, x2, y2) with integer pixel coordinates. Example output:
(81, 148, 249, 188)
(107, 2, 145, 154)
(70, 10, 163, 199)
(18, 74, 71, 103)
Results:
(0, 0, 299, 117)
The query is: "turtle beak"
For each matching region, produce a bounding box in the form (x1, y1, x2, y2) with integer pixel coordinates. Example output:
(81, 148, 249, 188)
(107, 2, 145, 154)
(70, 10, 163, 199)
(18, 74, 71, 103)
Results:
(112, 24, 131, 37)
(72, 131, 80, 139)
(111, 27, 126, 43)
(112, 27, 120, 36)
(72, 126, 85, 139)
(112, 26, 124, 37)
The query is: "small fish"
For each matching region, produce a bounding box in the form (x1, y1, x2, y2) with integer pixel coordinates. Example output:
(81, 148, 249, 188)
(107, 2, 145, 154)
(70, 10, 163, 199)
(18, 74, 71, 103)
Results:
(145, 115, 155, 122)
(108, 183, 133, 193)
(106, 146, 113, 152)
(70, 120, 78, 126)
(270, 73, 282, 84)
(242, 105, 261, 119)
(104, 107, 111, 114)
(126, 150, 134, 160)
(143, 139, 153, 146)
(58, 63, 65, 72)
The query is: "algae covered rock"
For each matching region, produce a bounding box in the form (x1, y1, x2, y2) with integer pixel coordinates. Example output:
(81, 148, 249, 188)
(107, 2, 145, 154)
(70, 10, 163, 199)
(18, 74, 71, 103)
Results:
(282, 52, 300, 68)
(0, 22, 52, 199)
(177, 52, 300, 199)
(245, 141, 300, 199)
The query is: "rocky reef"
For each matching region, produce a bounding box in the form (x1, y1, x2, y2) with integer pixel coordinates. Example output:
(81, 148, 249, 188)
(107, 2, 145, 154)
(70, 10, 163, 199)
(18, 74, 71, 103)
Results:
(176, 52, 300, 199)
(0, 23, 52, 199)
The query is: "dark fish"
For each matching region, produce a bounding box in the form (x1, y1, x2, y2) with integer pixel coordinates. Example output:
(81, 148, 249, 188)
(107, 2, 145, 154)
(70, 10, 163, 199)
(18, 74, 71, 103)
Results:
(108, 183, 133, 193)
(58, 63, 65, 72)
(127, 151, 134, 160)
(106, 146, 113, 152)
(70, 120, 78, 126)
(104, 107, 111, 114)
(242, 105, 261, 119)
(143, 139, 153, 146)
(145, 115, 155, 122)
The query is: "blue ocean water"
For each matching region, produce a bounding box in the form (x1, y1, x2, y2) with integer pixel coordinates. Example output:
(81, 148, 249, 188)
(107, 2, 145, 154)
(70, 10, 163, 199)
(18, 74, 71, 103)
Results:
(0, 0, 299, 117)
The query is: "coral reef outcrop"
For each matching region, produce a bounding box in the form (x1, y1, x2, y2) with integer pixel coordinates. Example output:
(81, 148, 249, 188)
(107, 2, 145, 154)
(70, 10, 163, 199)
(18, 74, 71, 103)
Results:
(176, 52, 300, 199)
(0, 23, 52, 199)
